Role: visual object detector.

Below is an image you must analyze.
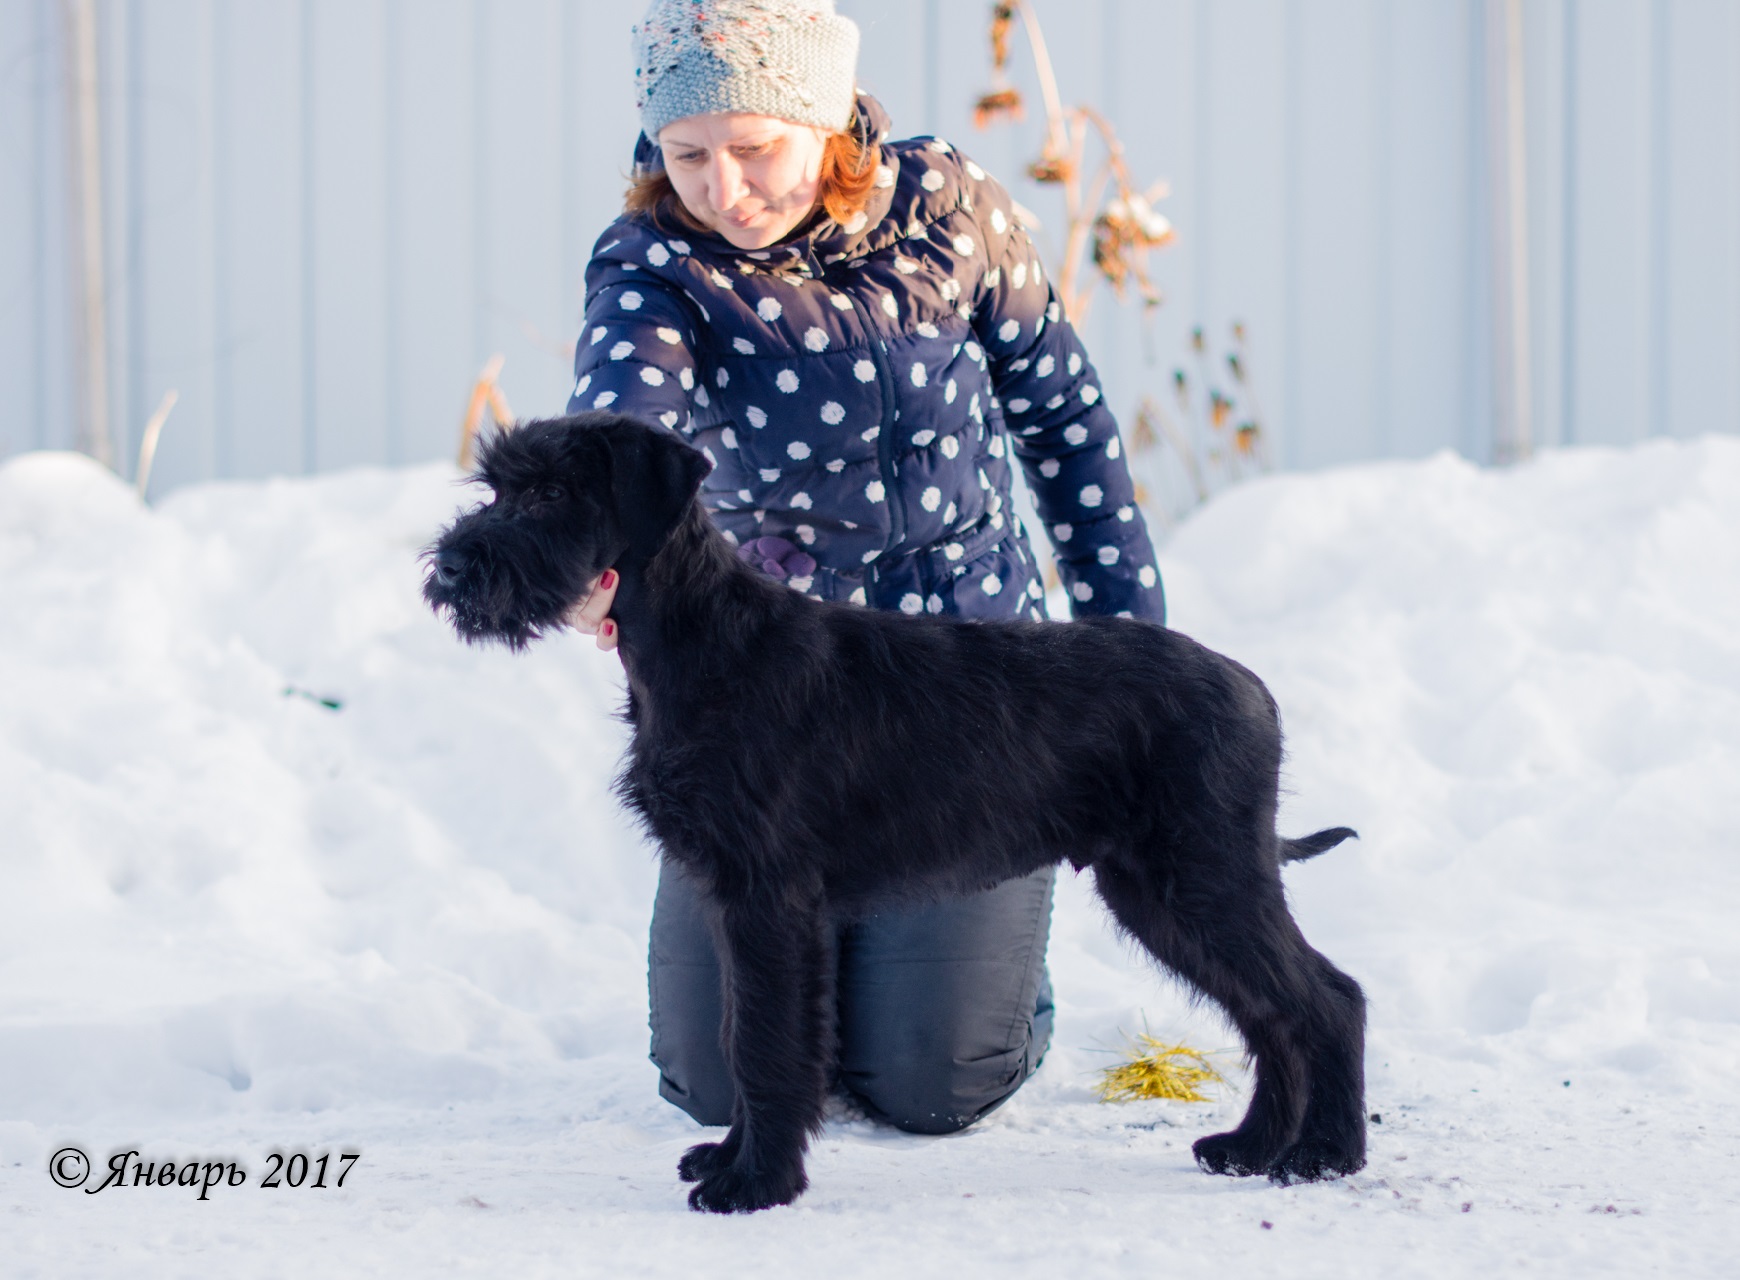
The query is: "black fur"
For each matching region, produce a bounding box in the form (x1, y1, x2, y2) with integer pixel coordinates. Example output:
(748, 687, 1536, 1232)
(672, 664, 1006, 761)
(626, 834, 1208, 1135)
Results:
(424, 413, 1368, 1212)
(1280, 826, 1358, 863)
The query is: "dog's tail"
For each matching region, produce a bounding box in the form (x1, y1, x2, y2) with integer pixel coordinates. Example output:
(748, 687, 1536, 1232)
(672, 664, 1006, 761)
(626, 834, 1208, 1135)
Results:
(1278, 827, 1359, 864)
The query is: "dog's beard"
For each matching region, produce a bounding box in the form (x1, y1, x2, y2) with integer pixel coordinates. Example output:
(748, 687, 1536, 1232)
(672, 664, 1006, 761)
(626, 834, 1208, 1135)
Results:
(422, 536, 587, 652)
(429, 591, 542, 650)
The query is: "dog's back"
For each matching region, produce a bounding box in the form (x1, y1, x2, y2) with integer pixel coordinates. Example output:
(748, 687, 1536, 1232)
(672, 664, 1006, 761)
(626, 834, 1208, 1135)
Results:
(623, 546, 1286, 911)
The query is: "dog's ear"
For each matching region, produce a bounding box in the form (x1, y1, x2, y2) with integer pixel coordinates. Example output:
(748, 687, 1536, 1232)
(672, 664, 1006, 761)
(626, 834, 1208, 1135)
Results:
(604, 418, 712, 560)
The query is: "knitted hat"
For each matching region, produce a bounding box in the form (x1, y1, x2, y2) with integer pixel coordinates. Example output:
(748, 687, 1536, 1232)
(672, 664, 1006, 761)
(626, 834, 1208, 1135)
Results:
(632, 0, 861, 140)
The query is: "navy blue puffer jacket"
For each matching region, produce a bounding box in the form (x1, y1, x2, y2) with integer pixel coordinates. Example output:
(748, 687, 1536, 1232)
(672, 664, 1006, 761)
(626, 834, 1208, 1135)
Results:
(570, 96, 1165, 624)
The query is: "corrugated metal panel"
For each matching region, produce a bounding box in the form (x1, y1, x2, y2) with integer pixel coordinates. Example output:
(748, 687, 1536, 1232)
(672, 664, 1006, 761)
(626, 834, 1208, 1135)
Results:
(1, 0, 1735, 493)
(129, 0, 221, 485)
(384, 0, 479, 469)
(308, 0, 389, 472)
(1567, 0, 1654, 448)
(1659, 0, 1740, 443)
(0, 0, 73, 458)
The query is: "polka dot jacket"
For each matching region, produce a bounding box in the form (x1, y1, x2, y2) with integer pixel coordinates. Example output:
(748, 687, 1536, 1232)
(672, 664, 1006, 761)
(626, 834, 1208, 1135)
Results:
(570, 94, 1165, 624)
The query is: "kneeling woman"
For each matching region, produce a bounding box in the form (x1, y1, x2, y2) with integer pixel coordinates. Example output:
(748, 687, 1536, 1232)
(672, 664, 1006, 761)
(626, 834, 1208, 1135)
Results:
(570, 0, 1166, 1134)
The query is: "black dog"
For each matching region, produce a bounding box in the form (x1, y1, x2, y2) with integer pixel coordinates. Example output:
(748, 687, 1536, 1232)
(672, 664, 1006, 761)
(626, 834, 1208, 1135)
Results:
(424, 413, 1367, 1213)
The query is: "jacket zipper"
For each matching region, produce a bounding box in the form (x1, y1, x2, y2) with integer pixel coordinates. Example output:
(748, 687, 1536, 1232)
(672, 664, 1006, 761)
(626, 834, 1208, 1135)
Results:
(835, 280, 906, 558)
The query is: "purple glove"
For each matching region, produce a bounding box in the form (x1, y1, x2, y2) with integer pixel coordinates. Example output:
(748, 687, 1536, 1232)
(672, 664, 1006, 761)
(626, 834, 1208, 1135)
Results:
(737, 535, 817, 581)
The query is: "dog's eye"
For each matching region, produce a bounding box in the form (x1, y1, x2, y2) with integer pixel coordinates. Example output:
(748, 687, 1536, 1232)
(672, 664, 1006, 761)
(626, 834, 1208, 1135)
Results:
(537, 483, 565, 504)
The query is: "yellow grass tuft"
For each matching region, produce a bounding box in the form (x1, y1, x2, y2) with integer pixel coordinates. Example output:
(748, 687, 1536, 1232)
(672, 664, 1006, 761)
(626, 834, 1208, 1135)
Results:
(1095, 1034, 1228, 1104)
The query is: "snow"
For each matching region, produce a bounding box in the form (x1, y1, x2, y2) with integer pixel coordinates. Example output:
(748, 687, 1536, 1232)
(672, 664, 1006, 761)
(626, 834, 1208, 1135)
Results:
(2, 436, 1738, 1276)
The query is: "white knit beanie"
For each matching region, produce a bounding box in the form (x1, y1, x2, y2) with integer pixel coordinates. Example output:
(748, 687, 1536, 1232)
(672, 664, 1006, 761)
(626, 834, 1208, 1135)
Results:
(633, 0, 861, 139)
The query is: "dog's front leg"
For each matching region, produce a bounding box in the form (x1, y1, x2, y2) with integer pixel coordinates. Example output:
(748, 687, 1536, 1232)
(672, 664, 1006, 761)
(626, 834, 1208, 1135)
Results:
(683, 884, 835, 1214)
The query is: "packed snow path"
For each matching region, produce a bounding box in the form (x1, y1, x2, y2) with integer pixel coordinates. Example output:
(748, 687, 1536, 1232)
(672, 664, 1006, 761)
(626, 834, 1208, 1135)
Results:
(2, 437, 1736, 1277)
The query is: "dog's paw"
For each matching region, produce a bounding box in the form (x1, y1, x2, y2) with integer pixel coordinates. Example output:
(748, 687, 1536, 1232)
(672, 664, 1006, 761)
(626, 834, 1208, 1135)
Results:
(686, 1163, 807, 1214)
(677, 1141, 734, 1184)
(1267, 1135, 1366, 1185)
(1192, 1131, 1281, 1178)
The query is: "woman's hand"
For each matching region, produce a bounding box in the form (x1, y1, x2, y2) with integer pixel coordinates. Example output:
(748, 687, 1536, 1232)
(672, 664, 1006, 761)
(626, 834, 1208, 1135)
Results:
(566, 568, 620, 650)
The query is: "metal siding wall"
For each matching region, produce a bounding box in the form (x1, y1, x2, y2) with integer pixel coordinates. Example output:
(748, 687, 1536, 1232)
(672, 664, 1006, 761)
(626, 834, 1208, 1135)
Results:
(1566, 1, 1653, 447)
(1294, 0, 1385, 467)
(0, 0, 76, 457)
(476, 0, 571, 427)
(384, 0, 477, 469)
(0, 0, 41, 458)
(842, 0, 928, 133)
(96, 0, 134, 468)
(1523, 0, 1569, 451)
(562, 0, 644, 408)
(1384, 0, 1480, 462)
(130, 0, 220, 488)
(41, 0, 73, 455)
(1661, 0, 1740, 442)
(215, 1, 307, 479)
(1098, 0, 1202, 464)
(1198, 1, 1294, 461)
(2, 0, 1737, 492)
(309, 0, 390, 472)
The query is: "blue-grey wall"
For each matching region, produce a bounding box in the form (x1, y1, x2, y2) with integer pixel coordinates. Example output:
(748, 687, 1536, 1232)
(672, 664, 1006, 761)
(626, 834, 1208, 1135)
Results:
(3, 0, 1737, 493)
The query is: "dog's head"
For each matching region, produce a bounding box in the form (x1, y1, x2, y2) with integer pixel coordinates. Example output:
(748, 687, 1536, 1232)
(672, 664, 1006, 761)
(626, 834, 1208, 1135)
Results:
(423, 412, 711, 648)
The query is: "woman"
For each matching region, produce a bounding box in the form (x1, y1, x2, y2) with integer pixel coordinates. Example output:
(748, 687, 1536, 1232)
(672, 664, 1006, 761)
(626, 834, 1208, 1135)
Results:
(568, 0, 1166, 1136)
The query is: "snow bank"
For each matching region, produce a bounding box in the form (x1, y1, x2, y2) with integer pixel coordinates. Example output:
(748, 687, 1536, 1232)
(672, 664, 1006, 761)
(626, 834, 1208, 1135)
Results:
(0, 455, 655, 1122)
(1160, 440, 1740, 1087)
(2, 436, 1737, 1275)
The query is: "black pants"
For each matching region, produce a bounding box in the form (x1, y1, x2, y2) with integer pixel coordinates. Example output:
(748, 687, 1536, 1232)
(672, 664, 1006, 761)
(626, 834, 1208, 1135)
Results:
(648, 861, 1056, 1135)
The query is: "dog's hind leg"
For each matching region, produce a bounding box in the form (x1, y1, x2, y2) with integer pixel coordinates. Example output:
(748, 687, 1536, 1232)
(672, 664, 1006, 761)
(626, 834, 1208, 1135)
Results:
(1268, 948, 1367, 1183)
(681, 878, 836, 1214)
(1091, 855, 1321, 1177)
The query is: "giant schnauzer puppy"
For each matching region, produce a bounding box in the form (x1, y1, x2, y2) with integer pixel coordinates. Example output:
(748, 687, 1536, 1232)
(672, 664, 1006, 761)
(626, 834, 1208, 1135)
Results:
(424, 412, 1367, 1213)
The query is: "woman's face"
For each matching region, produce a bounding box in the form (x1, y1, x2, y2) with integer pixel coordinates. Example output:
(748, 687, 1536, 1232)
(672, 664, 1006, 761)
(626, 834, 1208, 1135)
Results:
(658, 113, 829, 250)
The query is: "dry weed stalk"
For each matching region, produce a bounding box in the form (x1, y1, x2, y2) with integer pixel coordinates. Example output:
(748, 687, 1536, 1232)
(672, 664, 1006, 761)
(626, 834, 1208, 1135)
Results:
(133, 389, 179, 501)
(972, 0, 1174, 325)
(458, 355, 516, 470)
(1128, 322, 1271, 527)
(972, 4, 1270, 542)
